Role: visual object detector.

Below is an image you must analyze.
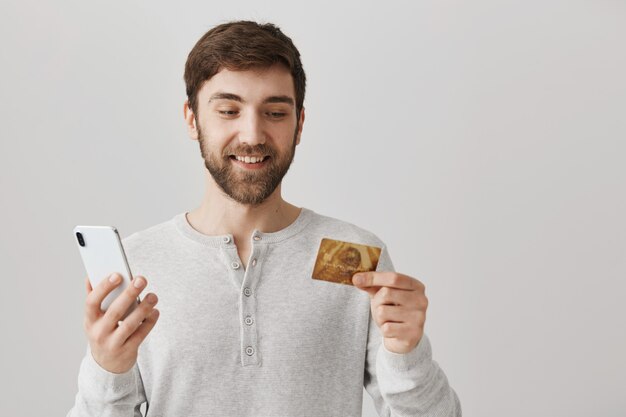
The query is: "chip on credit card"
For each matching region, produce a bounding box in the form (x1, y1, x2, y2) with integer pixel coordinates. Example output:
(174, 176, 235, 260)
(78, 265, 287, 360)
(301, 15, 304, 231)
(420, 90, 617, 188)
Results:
(312, 238, 382, 285)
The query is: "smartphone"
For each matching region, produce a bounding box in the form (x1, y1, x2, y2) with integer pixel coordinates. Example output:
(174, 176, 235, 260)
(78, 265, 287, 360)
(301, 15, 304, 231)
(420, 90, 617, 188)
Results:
(73, 225, 139, 320)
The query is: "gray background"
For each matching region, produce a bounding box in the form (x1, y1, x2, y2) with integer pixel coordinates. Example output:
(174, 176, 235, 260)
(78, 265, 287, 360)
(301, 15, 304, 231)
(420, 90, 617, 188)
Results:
(1, 1, 624, 416)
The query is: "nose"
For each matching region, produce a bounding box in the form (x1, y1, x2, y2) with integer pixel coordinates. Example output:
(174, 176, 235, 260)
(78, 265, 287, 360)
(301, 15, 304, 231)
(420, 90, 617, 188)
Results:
(238, 111, 266, 145)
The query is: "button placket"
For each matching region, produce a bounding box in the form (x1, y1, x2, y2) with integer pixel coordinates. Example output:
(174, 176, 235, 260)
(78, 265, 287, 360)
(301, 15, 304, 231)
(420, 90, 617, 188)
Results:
(220, 244, 244, 292)
(239, 237, 266, 367)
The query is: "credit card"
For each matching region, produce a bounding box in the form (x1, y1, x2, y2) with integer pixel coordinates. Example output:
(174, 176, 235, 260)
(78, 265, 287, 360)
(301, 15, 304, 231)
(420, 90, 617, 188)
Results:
(312, 238, 382, 285)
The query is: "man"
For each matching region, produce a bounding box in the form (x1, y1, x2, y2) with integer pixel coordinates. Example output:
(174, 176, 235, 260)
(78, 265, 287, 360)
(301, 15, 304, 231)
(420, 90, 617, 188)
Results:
(67, 20, 461, 416)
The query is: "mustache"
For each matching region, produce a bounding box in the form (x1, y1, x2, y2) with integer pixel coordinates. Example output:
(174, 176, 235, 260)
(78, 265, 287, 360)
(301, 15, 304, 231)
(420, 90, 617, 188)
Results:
(225, 144, 275, 158)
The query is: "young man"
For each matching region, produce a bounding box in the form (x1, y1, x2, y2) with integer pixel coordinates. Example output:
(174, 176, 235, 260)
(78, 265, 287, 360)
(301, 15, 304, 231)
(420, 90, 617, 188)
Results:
(67, 21, 461, 417)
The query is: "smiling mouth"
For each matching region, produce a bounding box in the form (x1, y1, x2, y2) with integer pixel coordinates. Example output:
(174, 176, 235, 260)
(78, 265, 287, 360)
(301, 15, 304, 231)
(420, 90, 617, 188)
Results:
(229, 155, 271, 164)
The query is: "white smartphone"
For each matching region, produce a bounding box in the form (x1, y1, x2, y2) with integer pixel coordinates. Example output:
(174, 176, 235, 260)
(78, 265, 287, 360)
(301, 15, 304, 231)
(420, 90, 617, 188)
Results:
(73, 225, 139, 320)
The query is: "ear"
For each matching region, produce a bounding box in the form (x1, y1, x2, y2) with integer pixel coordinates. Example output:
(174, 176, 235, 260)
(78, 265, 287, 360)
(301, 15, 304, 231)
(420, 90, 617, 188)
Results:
(184, 100, 199, 140)
(295, 106, 305, 146)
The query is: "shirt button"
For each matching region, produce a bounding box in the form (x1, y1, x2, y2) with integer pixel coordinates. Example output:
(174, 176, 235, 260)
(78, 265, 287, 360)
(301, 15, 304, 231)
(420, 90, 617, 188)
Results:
(244, 316, 254, 326)
(252, 258, 257, 267)
(243, 287, 252, 297)
(231, 261, 240, 270)
(253, 235, 261, 241)
(222, 236, 231, 244)
(245, 346, 255, 356)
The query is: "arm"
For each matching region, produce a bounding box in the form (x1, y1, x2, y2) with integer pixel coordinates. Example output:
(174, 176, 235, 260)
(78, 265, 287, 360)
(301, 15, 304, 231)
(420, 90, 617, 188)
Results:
(359, 245, 462, 416)
(364, 315, 462, 416)
(67, 274, 158, 416)
(66, 344, 146, 417)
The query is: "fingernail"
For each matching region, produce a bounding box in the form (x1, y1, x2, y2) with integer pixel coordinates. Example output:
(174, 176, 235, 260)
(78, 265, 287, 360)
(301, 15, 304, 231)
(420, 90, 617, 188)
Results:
(109, 273, 121, 284)
(133, 277, 145, 289)
(354, 275, 364, 285)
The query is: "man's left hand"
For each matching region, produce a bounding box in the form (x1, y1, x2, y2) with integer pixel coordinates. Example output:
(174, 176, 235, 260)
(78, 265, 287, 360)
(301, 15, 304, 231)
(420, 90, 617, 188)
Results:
(352, 271, 428, 354)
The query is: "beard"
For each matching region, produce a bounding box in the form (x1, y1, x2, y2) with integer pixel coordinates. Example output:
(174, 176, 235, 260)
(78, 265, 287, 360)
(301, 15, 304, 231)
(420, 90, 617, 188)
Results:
(197, 123, 298, 207)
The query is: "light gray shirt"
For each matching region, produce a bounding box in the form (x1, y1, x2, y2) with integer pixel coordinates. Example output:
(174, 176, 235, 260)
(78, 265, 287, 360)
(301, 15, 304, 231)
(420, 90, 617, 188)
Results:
(67, 207, 461, 416)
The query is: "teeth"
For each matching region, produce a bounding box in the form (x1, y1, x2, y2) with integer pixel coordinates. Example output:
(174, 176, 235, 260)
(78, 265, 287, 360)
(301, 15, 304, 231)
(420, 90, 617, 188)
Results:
(235, 155, 266, 163)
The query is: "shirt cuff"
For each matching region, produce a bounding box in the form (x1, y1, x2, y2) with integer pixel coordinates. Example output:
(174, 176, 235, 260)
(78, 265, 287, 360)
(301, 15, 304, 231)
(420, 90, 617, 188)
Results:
(80, 349, 137, 392)
(378, 333, 432, 372)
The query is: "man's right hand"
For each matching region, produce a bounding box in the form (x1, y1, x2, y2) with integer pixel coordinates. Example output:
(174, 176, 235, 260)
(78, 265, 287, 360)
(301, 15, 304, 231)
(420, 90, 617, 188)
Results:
(84, 273, 160, 374)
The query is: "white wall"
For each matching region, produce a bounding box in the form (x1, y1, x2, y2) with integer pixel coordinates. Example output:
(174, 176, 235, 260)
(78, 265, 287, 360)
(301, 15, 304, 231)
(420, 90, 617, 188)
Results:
(0, 1, 624, 416)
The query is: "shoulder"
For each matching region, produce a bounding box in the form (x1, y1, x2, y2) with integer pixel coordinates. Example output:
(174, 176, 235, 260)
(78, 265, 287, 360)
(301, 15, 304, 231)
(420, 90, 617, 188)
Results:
(305, 208, 396, 272)
(305, 208, 387, 249)
(120, 214, 179, 256)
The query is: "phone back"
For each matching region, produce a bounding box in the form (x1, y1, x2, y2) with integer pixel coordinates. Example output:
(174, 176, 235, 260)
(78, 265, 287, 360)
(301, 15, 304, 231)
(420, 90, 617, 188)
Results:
(73, 225, 135, 315)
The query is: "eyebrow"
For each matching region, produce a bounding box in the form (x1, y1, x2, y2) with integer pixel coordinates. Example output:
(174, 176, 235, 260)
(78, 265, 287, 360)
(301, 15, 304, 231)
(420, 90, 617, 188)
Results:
(208, 92, 295, 107)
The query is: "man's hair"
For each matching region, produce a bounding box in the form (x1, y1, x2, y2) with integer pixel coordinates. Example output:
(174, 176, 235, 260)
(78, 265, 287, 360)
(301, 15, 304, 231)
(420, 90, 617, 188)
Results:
(184, 20, 306, 120)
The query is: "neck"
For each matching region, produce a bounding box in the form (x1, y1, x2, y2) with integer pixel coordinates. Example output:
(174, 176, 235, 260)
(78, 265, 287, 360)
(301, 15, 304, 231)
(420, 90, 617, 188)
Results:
(186, 170, 301, 241)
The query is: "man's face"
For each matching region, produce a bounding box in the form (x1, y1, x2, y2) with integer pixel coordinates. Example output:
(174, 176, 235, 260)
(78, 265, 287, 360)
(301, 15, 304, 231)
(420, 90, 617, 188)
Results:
(187, 64, 304, 207)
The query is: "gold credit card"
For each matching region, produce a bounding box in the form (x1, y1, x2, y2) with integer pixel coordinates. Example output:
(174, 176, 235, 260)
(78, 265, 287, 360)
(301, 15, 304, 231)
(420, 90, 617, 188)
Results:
(312, 238, 382, 285)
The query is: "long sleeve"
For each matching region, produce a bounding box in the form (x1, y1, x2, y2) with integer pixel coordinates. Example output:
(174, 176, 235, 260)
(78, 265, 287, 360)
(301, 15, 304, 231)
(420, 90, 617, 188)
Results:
(66, 344, 147, 417)
(364, 245, 462, 416)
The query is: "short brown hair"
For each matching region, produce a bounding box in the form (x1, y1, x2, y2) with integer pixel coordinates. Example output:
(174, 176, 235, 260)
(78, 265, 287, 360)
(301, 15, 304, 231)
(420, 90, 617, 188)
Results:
(184, 20, 306, 119)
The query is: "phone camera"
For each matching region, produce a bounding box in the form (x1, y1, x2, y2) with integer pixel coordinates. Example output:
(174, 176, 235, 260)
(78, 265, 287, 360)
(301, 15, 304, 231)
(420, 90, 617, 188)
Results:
(76, 232, 85, 247)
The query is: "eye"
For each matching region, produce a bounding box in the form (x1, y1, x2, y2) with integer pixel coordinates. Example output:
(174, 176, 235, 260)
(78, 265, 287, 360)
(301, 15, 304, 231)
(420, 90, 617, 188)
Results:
(217, 110, 238, 116)
(267, 112, 286, 118)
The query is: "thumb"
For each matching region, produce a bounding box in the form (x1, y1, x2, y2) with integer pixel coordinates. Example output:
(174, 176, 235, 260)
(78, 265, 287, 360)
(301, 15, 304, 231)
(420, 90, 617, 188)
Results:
(352, 273, 378, 298)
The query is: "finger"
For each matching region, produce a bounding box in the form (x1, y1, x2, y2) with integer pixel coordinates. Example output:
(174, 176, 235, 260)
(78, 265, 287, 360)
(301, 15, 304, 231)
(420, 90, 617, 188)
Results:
(110, 293, 158, 346)
(84, 273, 124, 324)
(373, 304, 408, 327)
(353, 283, 378, 298)
(372, 286, 415, 308)
(375, 305, 426, 330)
(86, 277, 93, 294)
(102, 276, 148, 330)
(380, 321, 412, 339)
(124, 308, 160, 349)
(353, 272, 422, 291)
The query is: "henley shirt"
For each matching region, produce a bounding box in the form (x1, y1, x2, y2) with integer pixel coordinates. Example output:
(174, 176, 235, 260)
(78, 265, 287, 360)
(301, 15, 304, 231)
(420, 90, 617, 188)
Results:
(67, 207, 461, 416)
